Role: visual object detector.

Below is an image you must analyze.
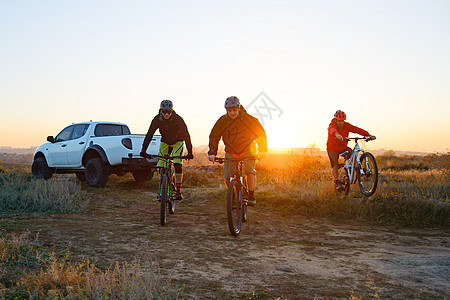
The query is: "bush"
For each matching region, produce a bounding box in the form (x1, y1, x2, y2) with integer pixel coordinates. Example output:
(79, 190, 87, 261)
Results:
(0, 172, 86, 213)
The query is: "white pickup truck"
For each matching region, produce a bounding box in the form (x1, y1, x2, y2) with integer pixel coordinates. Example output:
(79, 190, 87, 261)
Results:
(31, 121, 161, 187)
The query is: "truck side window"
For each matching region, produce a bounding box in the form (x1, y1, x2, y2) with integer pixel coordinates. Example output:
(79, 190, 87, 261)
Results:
(94, 124, 126, 136)
(55, 125, 74, 142)
(72, 124, 89, 139)
(122, 125, 130, 135)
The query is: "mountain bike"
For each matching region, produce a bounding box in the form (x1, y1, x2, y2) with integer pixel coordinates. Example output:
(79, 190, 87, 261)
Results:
(214, 156, 257, 236)
(143, 154, 187, 226)
(336, 137, 378, 197)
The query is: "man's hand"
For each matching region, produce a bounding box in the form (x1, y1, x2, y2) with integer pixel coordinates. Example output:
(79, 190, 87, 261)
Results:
(335, 133, 344, 141)
(140, 151, 147, 158)
(186, 152, 194, 160)
(208, 155, 216, 162)
(258, 151, 267, 159)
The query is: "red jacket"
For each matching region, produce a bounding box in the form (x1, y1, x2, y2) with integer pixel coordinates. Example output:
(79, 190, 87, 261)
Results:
(326, 119, 369, 151)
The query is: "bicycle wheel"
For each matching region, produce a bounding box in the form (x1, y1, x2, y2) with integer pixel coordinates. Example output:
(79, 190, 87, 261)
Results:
(160, 175, 168, 226)
(358, 152, 378, 196)
(227, 179, 242, 236)
(337, 167, 350, 197)
(168, 173, 176, 214)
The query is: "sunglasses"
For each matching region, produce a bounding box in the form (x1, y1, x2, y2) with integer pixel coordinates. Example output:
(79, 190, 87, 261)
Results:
(161, 110, 172, 115)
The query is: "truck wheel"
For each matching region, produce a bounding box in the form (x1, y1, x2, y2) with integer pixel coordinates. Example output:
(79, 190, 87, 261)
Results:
(132, 170, 153, 183)
(85, 158, 109, 187)
(75, 172, 86, 182)
(31, 157, 53, 180)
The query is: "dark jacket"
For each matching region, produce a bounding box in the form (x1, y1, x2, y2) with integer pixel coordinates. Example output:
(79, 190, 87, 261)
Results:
(141, 110, 193, 153)
(326, 118, 369, 151)
(208, 107, 267, 156)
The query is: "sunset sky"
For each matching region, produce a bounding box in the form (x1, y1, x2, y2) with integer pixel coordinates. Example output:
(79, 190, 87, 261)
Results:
(1, 1, 449, 153)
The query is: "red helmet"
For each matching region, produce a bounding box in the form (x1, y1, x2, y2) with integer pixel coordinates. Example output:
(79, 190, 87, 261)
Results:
(334, 110, 346, 121)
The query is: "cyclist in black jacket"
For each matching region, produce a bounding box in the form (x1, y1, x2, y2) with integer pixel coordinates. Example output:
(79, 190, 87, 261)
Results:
(140, 100, 194, 200)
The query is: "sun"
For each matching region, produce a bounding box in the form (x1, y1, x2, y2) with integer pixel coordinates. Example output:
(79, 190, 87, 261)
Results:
(264, 125, 300, 153)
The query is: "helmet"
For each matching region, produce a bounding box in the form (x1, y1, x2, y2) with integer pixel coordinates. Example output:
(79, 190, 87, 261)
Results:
(334, 110, 346, 121)
(224, 96, 240, 108)
(160, 100, 173, 110)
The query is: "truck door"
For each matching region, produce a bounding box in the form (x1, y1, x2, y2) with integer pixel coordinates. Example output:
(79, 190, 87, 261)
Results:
(66, 124, 90, 167)
(47, 125, 74, 166)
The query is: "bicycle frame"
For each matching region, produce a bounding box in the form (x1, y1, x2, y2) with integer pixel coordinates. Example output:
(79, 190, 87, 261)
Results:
(339, 139, 365, 184)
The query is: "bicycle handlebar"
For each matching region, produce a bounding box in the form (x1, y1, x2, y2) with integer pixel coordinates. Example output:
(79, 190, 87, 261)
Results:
(344, 136, 375, 142)
(213, 156, 259, 164)
(129, 153, 188, 160)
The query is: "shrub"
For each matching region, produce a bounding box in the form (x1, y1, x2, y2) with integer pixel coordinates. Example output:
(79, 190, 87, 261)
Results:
(0, 172, 86, 213)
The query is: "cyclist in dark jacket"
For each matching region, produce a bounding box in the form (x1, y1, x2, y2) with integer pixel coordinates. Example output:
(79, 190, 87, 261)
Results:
(327, 110, 375, 190)
(208, 96, 267, 206)
(141, 100, 193, 200)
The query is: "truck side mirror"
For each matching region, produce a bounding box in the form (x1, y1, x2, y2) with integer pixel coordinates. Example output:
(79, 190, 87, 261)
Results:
(47, 136, 55, 143)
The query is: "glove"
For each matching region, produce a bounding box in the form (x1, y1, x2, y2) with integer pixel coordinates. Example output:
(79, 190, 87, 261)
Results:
(140, 151, 147, 158)
(208, 155, 216, 162)
(258, 151, 267, 159)
(186, 152, 194, 160)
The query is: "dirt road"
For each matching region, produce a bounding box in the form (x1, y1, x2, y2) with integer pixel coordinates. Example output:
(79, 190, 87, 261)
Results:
(12, 177, 450, 299)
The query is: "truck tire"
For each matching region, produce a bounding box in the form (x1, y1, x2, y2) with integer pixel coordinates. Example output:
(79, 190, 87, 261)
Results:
(132, 170, 153, 183)
(31, 157, 53, 180)
(75, 172, 86, 182)
(85, 158, 109, 187)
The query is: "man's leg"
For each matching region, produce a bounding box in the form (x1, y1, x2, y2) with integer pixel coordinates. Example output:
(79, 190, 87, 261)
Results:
(244, 159, 257, 206)
(174, 164, 183, 200)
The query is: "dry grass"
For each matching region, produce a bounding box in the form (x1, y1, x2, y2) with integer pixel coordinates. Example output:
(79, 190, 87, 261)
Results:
(0, 172, 86, 214)
(0, 231, 181, 299)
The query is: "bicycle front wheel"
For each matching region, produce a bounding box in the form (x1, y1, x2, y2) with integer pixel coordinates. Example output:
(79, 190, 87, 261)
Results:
(227, 179, 242, 236)
(358, 152, 378, 196)
(160, 175, 168, 226)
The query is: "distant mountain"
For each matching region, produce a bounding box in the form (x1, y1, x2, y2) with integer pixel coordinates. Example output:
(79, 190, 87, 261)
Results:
(0, 147, 37, 154)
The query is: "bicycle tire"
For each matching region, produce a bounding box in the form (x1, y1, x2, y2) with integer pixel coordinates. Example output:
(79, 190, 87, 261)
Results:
(358, 152, 378, 196)
(227, 179, 242, 236)
(337, 167, 350, 197)
(160, 175, 168, 226)
(169, 173, 176, 214)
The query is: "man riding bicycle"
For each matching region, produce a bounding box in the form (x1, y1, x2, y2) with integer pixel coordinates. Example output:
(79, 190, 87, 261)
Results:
(140, 100, 194, 200)
(327, 110, 376, 191)
(208, 96, 267, 206)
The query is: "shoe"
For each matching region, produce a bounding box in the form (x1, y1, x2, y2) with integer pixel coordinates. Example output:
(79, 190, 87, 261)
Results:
(157, 194, 161, 202)
(247, 194, 256, 207)
(335, 181, 345, 191)
(174, 191, 183, 200)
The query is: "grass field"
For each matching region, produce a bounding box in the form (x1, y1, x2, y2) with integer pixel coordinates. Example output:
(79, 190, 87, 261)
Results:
(0, 150, 448, 298)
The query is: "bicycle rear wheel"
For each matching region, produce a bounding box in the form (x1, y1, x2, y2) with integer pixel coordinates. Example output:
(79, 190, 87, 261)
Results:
(358, 152, 378, 196)
(227, 179, 242, 236)
(337, 167, 350, 197)
(168, 173, 176, 214)
(160, 175, 168, 226)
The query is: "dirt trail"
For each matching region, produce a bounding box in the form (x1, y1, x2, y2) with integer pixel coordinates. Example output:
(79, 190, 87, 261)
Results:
(11, 178, 450, 299)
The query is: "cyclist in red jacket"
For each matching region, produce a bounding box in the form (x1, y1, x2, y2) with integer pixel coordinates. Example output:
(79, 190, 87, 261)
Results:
(327, 110, 376, 190)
